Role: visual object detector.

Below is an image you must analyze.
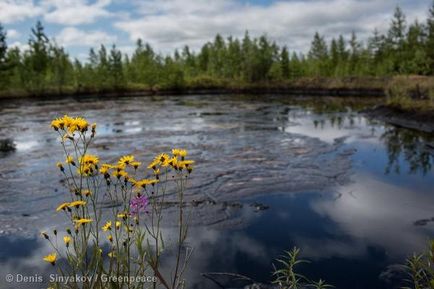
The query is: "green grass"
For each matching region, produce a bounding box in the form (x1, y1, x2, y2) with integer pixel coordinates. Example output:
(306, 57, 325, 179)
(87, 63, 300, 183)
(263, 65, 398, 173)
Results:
(386, 76, 434, 111)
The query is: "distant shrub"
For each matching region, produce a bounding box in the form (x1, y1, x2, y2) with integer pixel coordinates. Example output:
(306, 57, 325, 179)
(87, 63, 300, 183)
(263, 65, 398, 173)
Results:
(186, 76, 228, 89)
(386, 76, 434, 109)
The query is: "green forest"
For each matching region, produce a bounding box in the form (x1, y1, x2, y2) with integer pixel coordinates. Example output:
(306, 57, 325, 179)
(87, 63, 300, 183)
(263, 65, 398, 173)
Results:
(0, 3, 433, 96)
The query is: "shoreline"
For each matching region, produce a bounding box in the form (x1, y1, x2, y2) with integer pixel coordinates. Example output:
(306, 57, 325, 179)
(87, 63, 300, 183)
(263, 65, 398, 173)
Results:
(362, 104, 434, 133)
(1, 80, 434, 134)
(0, 85, 386, 100)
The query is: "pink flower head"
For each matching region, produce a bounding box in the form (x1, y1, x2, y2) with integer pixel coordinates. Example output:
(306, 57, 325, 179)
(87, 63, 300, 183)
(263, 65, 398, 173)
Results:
(130, 195, 149, 215)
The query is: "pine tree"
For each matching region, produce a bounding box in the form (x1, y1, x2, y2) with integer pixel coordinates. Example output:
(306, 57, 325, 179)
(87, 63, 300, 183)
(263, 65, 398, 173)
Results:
(427, 0, 434, 74)
(97, 45, 110, 88)
(337, 35, 348, 61)
(49, 44, 71, 93)
(403, 21, 429, 74)
(349, 31, 361, 75)
(0, 23, 6, 64)
(388, 6, 407, 48)
(0, 23, 9, 88)
(330, 38, 339, 75)
(308, 32, 329, 76)
(23, 21, 50, 93)
(280, 46, 290, 79)
(226, 36, 242, 79)
(108, 44, 124, 89)
(388, 6, 407, 73)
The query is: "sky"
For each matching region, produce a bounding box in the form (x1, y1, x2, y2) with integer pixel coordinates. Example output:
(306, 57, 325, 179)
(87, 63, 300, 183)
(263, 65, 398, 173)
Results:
(0, 0, 432, 60)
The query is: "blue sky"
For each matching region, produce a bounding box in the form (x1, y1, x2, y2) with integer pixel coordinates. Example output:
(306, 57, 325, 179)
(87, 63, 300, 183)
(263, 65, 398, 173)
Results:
(1, 0, 432, 60)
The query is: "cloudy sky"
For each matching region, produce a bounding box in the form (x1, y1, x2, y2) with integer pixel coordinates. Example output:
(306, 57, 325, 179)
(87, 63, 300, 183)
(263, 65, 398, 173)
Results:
(0, 0, 432, 60)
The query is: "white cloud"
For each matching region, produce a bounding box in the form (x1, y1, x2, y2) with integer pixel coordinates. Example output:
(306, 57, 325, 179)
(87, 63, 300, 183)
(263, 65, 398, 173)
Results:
(6, 29, 20, 39)
(9, 40, 30, 51)
(56, 27, 116, 47)
(0, 0, 44, 23)
(41, 0, 112, 25)
(114, 0, 432, 53)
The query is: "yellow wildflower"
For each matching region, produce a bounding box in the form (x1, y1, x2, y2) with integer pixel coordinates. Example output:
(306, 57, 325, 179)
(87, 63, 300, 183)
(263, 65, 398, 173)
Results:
(147, 159, 160, 169)
(131, 161, 141, 169)
(65, 155, 75, 165)
(180, 160, 194, 166)
(119, 170, 128, 178)
(66, 117, 88, 133)
(63, 236, 71, 247)
(117, 213, 127, 219)
(119, 155, 134, 165)
(134, 179, 159, 188)
(76, 117, 88, 131)
(172, 149, 187, 157)
(77, 164, 93, 176)
(108, 252, 116, 258)
(102, 221, 112, 232)
(62, 115, 74, 127)
(168, 157, 178, 169)
(82, 189, 92, 197)
(107, 235, 113, 242)
(116, 163, 126, 171)
(51, 118, 64, 131)
(43, 253, 57, 266)
(112, 170, 128, 179)
(74, 218, 93, 226)
(115, 221, 121, 230)
(156, 153, 170, 166)
(68, 201, 86, 208)
(80, 154, 99, 165)
(56, 162, 64, 171)
(56, 202, 70, 212)
(99, 164, 111, 174)
(178, 160, 195, 170)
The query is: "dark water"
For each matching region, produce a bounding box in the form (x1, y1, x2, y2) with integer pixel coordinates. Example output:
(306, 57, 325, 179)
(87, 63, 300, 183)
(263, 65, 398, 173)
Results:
(0, 95, 433, 289)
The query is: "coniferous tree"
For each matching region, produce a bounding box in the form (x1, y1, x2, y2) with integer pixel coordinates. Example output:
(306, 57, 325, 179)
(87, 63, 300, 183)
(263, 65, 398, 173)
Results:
(0, 3, 434, 97)
(0, 23, 9, 88)
(404, 21, 429, 74)
(108, 44, 124, 89)
(308, 32, 329, 76)
(49, 44, 71, 93)
(348, 31, 361, 75)
(280, 46, 290, 79)
(23, 21, 50, 93)
(388, 6, 407, 73)
(427, 1, 434, 74)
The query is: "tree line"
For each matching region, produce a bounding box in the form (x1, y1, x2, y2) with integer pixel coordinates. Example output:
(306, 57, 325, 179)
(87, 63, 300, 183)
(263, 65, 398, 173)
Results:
(0, 3, 433, 95)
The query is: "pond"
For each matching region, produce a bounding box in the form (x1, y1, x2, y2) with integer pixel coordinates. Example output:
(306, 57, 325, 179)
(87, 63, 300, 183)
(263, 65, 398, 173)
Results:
(0, 94, 433, 289)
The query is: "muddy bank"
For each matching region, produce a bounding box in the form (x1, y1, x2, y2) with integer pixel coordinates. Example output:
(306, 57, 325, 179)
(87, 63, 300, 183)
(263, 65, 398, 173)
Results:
(0, 85, 385, 100)
(363, 105, 434, 133)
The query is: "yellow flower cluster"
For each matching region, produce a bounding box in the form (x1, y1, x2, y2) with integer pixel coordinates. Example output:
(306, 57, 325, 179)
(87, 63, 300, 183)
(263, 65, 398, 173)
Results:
(147, 149, 194, 173)
(47, 115, 197, 269)
(51, 115, 93, 134)
(78, 154, 99, 176)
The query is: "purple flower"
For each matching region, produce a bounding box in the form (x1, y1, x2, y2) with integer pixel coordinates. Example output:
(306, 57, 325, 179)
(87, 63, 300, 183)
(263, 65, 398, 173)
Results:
(130, 195, 149, 215)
